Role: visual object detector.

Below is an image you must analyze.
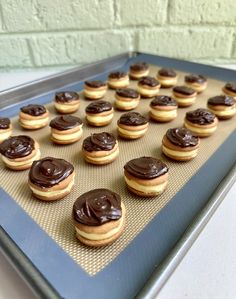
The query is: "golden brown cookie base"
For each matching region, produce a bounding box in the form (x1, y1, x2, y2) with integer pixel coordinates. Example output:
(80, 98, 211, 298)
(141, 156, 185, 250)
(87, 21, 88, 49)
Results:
(126, 184, 166, 197)
(150, 113, 176, 123)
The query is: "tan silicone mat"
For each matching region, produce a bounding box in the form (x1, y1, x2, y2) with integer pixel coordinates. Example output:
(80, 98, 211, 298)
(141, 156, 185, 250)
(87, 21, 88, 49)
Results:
(0, 65, 235, 276)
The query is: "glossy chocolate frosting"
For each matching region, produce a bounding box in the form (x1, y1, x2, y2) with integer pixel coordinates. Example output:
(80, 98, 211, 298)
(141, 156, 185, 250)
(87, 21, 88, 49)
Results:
(118, 112, 148, 126)
(151, 95, 177, 107)
(108, 71, 127, 79)
(116, 88, 139, 98)
(84, 80, 106, 88)
(0, 135, 35, 159)
(130, 62, 149, 72)
(55, 91, 79, 103)
(50, 115, 82, 130)
(124, 156, 168, 180)
(85, 100, 112, 114)
(29, 157, 74, 188)
(173, 86, 195, 95)
(73, 188, 122, 226)
(208, 95, 235, 106)
(158, 68, 176, 77)
(186, 108, 215, 125)
(0, 118, 10, 129)
(20, 104, 46, 116)
(139, 76, 160, 87)
(83, 132, 116, 152)
(166, 128, 199, 147)
(224, 82, 236, 93)
(185, 74, 207, 84)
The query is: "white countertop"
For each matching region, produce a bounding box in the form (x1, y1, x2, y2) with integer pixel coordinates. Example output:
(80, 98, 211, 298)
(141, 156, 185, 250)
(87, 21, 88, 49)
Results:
(0, 66, 236, 299)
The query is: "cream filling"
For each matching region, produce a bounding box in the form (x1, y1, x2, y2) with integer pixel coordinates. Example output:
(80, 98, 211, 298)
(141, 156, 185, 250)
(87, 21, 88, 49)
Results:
(2, 148, 41, 166)
(125, 176, 167, 193)
(55, 102, 79, 111)
(130, 70, 149, 78)
(30, 177, 74, 198)
(20, 118, 48, 126)
(52, 129, 83, 141)
(184, 122, 217, 134)
(209, 108, 236, 116)
(150, 108, 177, 118)
(84, 89, 106, 98)
(115, 99, 139, 108)
(162, 145, 198, 158)
(75, 216, 124, 241)
(174, 97, 196, 104)
(109, 79, 129, 87)
(158, 78, 177, 85)
(118, 127, 147, 136)
(0, 130, 12, 141)
(137, 86, 159, 97)
(86, 149, 119, 162)
(86, 113, 113, 123)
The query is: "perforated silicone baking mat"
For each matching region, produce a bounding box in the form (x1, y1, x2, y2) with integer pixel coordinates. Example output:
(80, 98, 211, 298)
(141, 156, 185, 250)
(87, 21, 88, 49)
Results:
(0, 62, 235, 277)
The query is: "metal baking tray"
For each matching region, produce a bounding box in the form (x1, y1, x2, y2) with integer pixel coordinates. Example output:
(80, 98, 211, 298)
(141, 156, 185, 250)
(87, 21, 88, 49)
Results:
(0, 52, 236, 299)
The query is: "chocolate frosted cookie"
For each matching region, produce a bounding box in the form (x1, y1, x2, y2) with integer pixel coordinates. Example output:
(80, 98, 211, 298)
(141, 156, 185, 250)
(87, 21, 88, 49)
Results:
(0, 118, 12, 143)
(223, 82, 236, 98)
(85, 101, 113, 126)
(21, 104, 46, 116)
(19, 104, 49, 130)
(150, 96, 177, 122)
(172, 86, 197, 107)
(108, 71, 129, 89)
(157, 68, 178, 88)
(207, 95, 236, 120)
(129, 62, 149, 79)
(115, 88, 140, 111)
(137, 76, 160, 98)
(54, 91, 80, 114)
(185, 74, 207, 93)
(151, 95, 177, 107)
(84, 80, 107, 100)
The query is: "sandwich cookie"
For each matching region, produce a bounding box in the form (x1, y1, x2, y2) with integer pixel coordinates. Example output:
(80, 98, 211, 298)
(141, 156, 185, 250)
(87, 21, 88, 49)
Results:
(108, 71, 129, 89)
(184, 108, 218, 137)
(82, 132, 119, 165)
(222, 82, 236, 99)
(185, 74, 207, 93)
(124, 156, 168, 197)
(137, 76, 160, 98)
(73, 188, 126, 247)
(117, 112, 148, 139)
(162, 128, 200, 161)
(0, 135, 40, 170)
(207, 95, 236, 120)
(150, 95, 177, 122)
(157, 68, 177, 88)
(54, 91, 80, 114)
(29, 157, 75, 201)
(85, 100, 113, 126)
(84, 80, 107, 100)
(19, 104, 49, 130)
(0, 118, 12, 143)
(50, 115, 83, 144)
(115, 88, 140, 111)
(129, 62, 149, 80)
(172, 86, 197, 107)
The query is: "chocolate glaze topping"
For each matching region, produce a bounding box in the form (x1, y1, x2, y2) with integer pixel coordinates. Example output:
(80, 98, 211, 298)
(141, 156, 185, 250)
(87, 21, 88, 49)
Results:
(73, 188, 122, 226)
(55, 91, 79, 103)
(85, 80, 106, 88)
(166, 128, 199, 147)
(29, 157, 74, 188)
(185, 74, 207, 84)
(118, 112, 148, 126)
(108, 71, 127, 79)
(116, 88, 139, 98)
(124, 156, 168, 180)
(224, 82, 236, 93)
(151, 95, 177, 107)
(50, 115, 82, 131)
(130, 62, 149, 72)
(139, 76, 160, 87)
(83, 132, 116, 152)
(208, 95, 235, 106)
(0, 118, 10, 129)
(20, 104, 46, 116)
(186, 108, 215, 125)
(0, 135, 35, 159)
(173, 86, 196, 95)
(158, 68, 176, 77)
(85, 101, 112, 114)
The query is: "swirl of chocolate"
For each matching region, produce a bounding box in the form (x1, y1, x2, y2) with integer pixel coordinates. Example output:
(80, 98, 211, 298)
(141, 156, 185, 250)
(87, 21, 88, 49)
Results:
(116, 88, 139, 99)
(151, 95, 177, 107)
(20, 104, 46, 116)
(186, 108, 215, 125)
(50, 115, 82, 131)
(124, 156, 168, 180)
(185, 74, 207, 84)
(139, 76, 160, 87)
(108, 71, 127, 79)
(73, 188, 122, 225)
(224, 82, 236, 93)
(118, 112, 148, 126)
(158, 68, 176, 77)
(0, 118, 10, 129)
(29, 157, 74, 188)
(166, 128, 199, 147)
(85, 100, 112, 114)
(0, 135, 35, 159)
(85, 80, 106, 88)
(173, 86, 196, 96)
(83, 132, 116, 152)
(208, 95, 235, 106)
(55, 91, 79, 103)
(130, 62, 149, 72)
